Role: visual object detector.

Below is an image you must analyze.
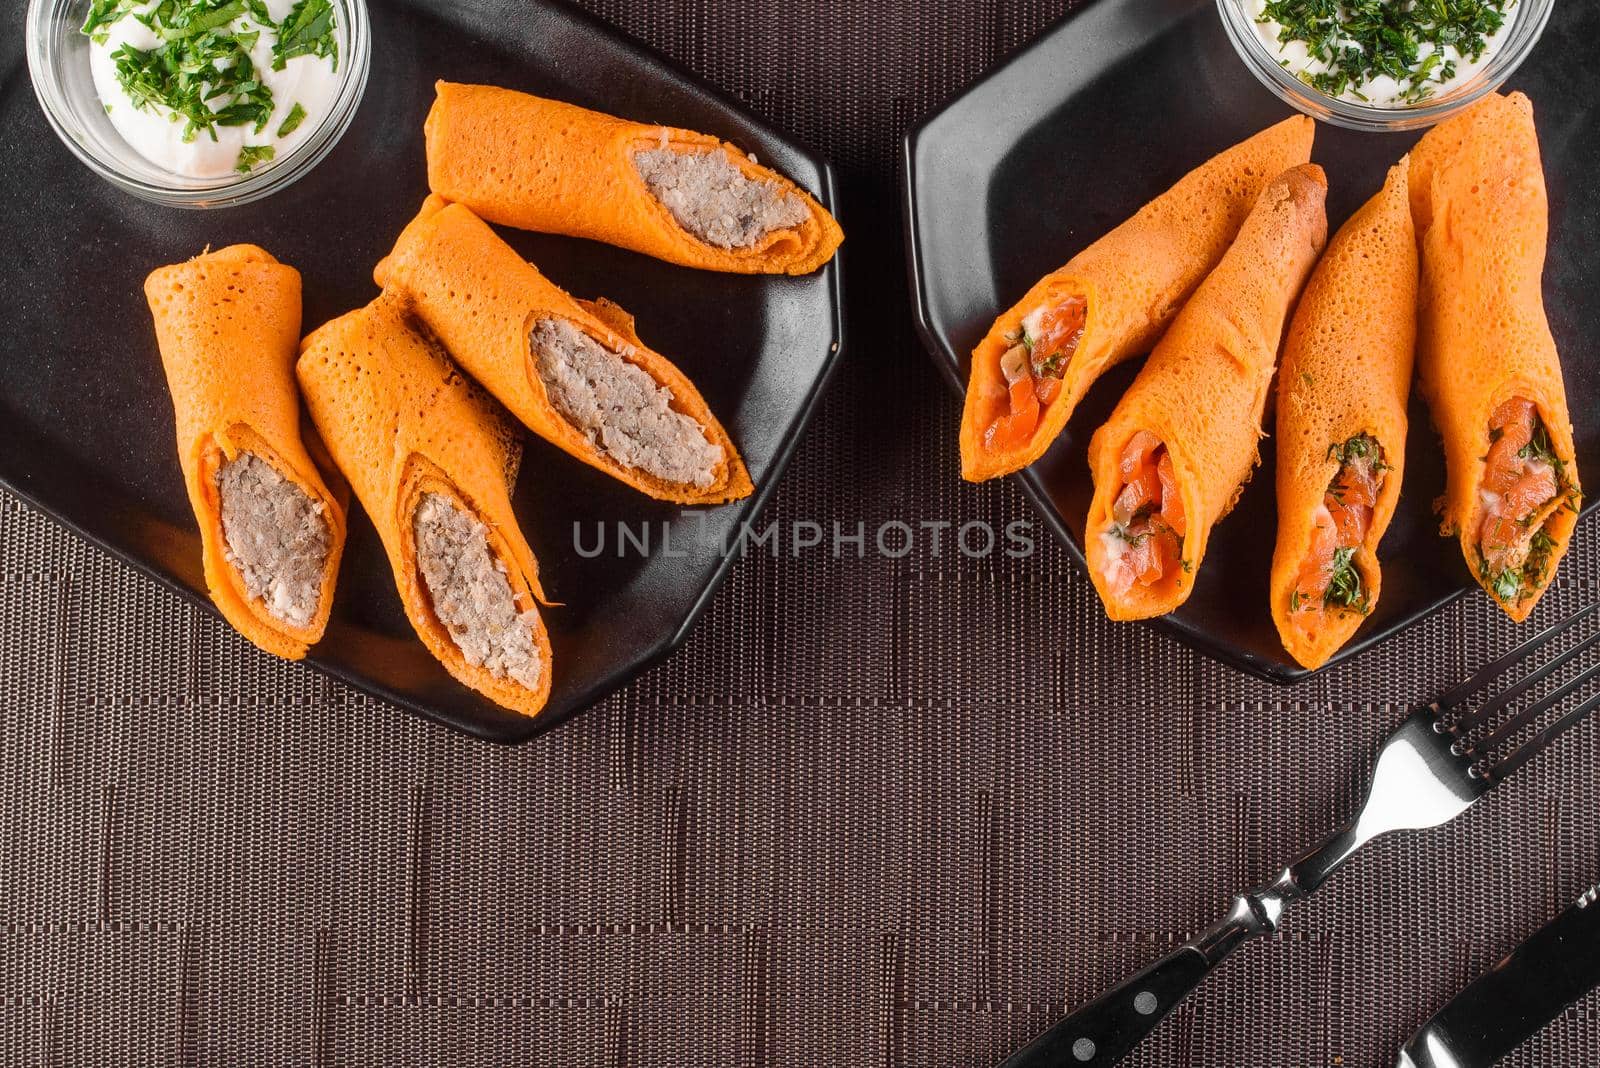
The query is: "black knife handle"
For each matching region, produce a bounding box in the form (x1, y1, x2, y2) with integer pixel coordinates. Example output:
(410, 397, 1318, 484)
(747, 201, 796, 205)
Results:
(997, 944, 1214, 1068)
(1401, 888, 1600, 1068)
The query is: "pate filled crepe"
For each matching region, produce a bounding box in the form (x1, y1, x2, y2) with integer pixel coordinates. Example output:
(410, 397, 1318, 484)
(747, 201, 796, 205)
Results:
(1409, 92, 1581, 622)
(374, 195, 751, 505)
(1084, 165, 1328, 621)
(422, 82, 842, 275)
(144, 244, 346, 660)
(1271, 161, 1417, 670)
(296, 295, 553, 718)
(960, 116, 1315, 482)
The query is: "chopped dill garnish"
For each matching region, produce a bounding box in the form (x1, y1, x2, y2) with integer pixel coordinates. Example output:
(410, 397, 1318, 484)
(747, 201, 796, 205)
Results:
(1324, 545, 1368, 614)
(1327, 432, 1389, 473)
(1258, 0, 1514, 104)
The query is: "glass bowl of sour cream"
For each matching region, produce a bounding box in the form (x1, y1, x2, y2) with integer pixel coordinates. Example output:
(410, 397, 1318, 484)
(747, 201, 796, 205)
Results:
(26, 0, 370, 208)
(1217, 0, 1552, 131)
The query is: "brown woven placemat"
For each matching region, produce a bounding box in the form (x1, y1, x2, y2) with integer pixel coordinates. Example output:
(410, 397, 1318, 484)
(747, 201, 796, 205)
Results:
(3, 1, 1599, 1064)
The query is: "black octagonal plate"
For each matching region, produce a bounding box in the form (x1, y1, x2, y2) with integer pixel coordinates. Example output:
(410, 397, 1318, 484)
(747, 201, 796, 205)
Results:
(0, 0, 844, 742)
(903, 0, 1598, 682)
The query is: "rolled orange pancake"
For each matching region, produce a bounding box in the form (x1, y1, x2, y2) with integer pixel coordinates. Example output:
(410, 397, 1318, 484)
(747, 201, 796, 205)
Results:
(297, 295, 553, 718)
(1410, 93, 1581, 622)
(1270, 161, 1417, 669)
(374, 195, 752, 505)
(959, 115, 1315, 482)
(144, 244, 346, 661)
(423, 81, 842, 275)
(1084, 165, 1328, 621)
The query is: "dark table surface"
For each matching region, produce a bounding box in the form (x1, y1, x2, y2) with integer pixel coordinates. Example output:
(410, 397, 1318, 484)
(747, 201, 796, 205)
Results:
(2, 1, 1598, 1065)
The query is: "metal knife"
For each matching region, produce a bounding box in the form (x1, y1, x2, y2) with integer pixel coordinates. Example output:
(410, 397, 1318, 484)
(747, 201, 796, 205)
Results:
(1397, 883, 1600, 1068)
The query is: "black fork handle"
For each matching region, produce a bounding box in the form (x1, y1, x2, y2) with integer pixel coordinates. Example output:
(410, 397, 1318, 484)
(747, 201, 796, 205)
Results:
(996, 940, 1223, 1068)
(999, 826, 1361, 1068)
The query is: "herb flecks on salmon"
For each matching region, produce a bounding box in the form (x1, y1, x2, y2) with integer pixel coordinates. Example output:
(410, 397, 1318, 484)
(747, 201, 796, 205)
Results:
(1100, 430, 1185, 597)
(1290, 432, 1387, 616)
(1476, 398, 1575, 603)
(981, 296, 1085, 453)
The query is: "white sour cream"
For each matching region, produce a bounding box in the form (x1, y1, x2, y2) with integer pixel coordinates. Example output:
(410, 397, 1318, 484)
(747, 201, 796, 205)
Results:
(89, 0, 341, 179)
(1251, 0, 1517, 108)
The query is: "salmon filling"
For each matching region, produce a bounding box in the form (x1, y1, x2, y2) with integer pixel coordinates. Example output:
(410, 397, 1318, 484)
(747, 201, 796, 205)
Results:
(1100, 430, 1186, 597)
(1477, 398, 1573, 601)
(1290, 434, 1386, 616)
(982, 296, 1087, 453)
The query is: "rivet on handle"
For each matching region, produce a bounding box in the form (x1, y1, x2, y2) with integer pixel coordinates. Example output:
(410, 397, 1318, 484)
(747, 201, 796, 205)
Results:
(1071, 1037, 1096, 1061)
(1134, 991, 1158, 1015)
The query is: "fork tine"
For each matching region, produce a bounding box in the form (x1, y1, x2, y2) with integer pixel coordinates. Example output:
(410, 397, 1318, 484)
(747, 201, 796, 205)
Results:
(1452, 629, 1600, 736)
(1467, 657, 1600, 759)
(1486, 688, 1600, 783)
(1433, 603, 1599, 716)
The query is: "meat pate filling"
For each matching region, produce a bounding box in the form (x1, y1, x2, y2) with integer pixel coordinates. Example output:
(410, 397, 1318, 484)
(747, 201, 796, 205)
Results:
(215, 451, 332, 628)
(530, 317, 723, 488)
(633, 143, 809, 250)
(412, 493, 542, 691)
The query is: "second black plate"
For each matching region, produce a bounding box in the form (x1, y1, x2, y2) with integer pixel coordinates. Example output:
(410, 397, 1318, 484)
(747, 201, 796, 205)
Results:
(0, 0, 844, 741)
(902, 0, 1599, 681)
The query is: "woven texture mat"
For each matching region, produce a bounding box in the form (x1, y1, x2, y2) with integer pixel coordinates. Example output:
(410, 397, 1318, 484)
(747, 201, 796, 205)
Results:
(4, 1, 1600, 1065)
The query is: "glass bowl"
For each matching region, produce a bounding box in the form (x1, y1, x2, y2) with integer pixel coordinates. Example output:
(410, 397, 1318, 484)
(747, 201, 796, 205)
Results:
(25, 0, 371, 209)
(1216, 0, 1553, 131)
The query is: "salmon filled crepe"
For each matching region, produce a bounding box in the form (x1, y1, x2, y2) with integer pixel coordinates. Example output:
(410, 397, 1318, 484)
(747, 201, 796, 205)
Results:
(1410, 93, 1581, 622)
(1084, 165, 1328, 621)
(144, 245, 346, 660)
(959, 115, 1315, 482)
(297, 295, 553, 717)
(422, 82, 842, 275)
(375, 195, 751, 505)
(1271, 161, 1417, 669)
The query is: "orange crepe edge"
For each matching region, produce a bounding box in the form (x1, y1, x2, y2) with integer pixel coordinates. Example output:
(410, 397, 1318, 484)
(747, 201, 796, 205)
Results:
(375, 198, 752, 505)
(1084, 164, 1329, 621)
(424, 81, 842, 275)
(1411, 92, 1582, 623)
(144, 244, 347, 661)
(958, 115, 1315, 482)
(1270, 160, 1417, 670)
(296, 295, 553, 717)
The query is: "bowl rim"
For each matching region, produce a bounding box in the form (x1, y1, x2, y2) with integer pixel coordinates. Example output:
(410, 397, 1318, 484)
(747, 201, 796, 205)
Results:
(1215, 0, 1553, 132)
(24, 0, 372, 209)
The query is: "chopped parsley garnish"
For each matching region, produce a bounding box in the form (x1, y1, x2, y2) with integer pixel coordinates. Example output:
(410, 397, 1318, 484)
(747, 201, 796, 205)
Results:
(1258, 0, 1514, 104)
(235, 144, 275, 173)
(83, 0, 340, 177)
(83, 0, 140, 42)
(273, 0, 339, 71)
(109, 26, 275, 144)
(276, 102, 307, 137)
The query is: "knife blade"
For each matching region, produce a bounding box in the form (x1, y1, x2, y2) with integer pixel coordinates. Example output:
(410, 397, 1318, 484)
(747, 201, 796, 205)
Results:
(1397, 883, 1600, 1068)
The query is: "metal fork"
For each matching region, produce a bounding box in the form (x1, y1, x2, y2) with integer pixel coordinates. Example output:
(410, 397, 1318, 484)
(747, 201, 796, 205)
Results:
(1001, 601, 1600, 1068)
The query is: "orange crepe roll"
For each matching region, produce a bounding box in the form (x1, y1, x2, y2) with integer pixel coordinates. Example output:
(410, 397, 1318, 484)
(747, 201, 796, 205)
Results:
(297, 295, 553, 718)
(375, 195, 752, 505)
(1271, 161, 1417, 669)
(423, 81, 842, 275)
(1084, 165, 1328, 621)
(144, 244, 346, 661)
(960, 115, 1315, 482)
(1409, 93, 1581, 622)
